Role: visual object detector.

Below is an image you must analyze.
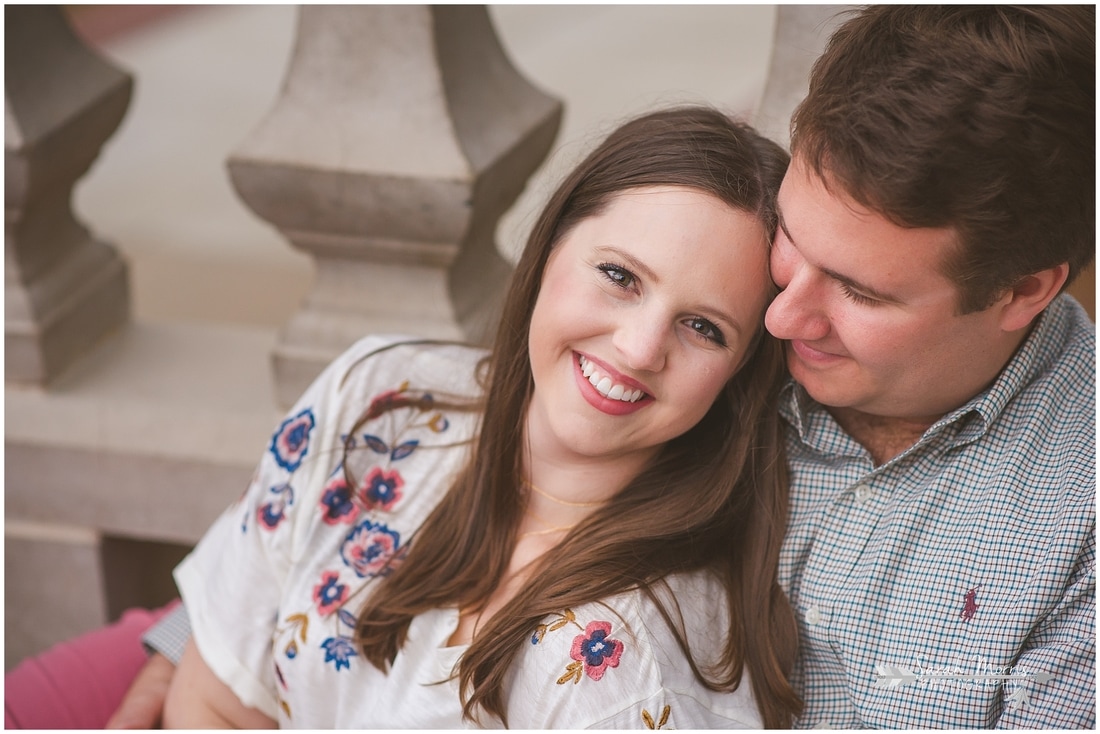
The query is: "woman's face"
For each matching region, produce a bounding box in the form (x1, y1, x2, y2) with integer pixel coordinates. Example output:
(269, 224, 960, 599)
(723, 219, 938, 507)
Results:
(526, 185, 771, 469)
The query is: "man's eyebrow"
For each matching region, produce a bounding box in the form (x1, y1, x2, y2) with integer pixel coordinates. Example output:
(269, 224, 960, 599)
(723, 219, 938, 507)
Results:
(775, 203, 902, 305)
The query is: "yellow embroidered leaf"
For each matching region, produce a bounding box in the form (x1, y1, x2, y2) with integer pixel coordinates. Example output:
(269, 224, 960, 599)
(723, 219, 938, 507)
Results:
(563, 608, 575, 622)
(658, 705, 670, 728)
(642, 706, 671, 730)
(298, 616, 310, 642)
(548, 618, 569, 631)
(556, 660, 583, 685)
(280, 699, 291, 717)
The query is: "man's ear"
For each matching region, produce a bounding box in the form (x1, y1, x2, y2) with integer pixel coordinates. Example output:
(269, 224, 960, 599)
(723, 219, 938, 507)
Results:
(998, 262, 1070, 332)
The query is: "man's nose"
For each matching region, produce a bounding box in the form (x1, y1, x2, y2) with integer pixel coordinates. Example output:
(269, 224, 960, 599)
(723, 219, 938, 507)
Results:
(765, 265, 830, 342)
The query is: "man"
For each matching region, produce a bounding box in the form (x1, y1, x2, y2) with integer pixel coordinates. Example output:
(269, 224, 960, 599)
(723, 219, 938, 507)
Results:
(768, 5, 1094, 727)
(8, 5, 1094, 730)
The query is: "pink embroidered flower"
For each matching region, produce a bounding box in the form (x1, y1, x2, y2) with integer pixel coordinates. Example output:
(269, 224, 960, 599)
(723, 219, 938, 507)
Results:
(312, 570, 349, 616)
(341, 519, 401, 578)
(269, 408, 315, 472)
(358, 466, 404, 511)
(364, 386, 410, 421)
(570, 620, 624, 681)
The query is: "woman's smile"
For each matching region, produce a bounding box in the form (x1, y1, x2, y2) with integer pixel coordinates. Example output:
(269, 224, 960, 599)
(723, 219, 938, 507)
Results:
(575, 352, 652, 415)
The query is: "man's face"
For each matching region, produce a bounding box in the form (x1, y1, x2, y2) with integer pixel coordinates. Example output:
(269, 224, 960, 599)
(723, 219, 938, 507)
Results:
(765, 156, 1018, 422)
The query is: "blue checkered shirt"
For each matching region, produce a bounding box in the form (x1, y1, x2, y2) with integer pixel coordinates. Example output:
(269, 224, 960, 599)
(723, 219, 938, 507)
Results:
(778, 294, 1096, 729)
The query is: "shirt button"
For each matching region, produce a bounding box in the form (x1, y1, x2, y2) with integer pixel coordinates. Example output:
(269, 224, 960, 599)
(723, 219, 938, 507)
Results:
(813, 721, 832, 729)
(805, 604, 822, 626)
(853, 483, 872, 504)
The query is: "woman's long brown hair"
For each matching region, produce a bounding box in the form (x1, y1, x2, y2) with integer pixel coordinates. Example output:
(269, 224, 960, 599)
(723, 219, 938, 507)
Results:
(350, 107, 802, 727)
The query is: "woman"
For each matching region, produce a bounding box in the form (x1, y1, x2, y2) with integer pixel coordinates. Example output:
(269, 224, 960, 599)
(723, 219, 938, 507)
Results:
(164, 106, 801, 728)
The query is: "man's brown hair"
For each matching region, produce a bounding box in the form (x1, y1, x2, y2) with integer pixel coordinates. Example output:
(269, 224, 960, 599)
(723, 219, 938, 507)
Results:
(791, 5, 1095, 313)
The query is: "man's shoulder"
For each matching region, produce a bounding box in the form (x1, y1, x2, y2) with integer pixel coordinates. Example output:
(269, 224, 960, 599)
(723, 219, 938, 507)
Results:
(1000, 295, 1094, 432)
(1029, 294, 1094, 381)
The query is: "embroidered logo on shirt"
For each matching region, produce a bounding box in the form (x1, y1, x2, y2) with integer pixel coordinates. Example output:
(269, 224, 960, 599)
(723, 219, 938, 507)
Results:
(960, 584, 983, 622)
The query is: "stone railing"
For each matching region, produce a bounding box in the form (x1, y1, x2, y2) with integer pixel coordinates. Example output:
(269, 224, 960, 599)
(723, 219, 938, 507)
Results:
(5, 3, 565, 669)
(8, 5, 1092, 670)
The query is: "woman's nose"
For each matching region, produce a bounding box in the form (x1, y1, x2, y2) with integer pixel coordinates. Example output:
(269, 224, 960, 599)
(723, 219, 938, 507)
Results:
(613, 318, 668, 373)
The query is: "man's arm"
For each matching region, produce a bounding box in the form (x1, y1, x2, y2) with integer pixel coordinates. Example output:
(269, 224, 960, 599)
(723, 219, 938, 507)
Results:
(105, 653, 176, 729)
(163, 639, 275, 729)
(995, 543, 1096, 729)
(106, 603, 192, 729)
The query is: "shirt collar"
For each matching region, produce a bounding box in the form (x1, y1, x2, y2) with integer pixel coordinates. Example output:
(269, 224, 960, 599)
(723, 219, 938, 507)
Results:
(779, 294, 1081, 452)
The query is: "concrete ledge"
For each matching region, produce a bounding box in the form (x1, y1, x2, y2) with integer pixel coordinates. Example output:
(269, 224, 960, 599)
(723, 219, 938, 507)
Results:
(6, 443, 254, 545)
(5, 319, 285, 664)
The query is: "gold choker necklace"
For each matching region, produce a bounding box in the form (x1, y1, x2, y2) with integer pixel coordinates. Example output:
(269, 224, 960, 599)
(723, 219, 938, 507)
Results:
(527, 480, 604, 508)
(519, 508, 577, 539)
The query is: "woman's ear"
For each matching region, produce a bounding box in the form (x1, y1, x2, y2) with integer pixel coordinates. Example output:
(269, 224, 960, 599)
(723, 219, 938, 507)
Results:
(997, 262, 1070, 332)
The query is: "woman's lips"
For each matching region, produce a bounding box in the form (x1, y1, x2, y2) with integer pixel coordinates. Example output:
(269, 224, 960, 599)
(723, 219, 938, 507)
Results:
(573, 352, 652, 415)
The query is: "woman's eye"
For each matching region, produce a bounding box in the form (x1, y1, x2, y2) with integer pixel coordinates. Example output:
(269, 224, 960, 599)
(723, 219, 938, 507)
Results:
(685, 317, 726, 346)
(598, 263, 636, 289)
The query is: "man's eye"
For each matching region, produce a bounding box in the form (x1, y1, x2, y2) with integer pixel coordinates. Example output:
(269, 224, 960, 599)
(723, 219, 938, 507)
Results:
(598, 263, 636, 289)
(840, 283, 878, 306)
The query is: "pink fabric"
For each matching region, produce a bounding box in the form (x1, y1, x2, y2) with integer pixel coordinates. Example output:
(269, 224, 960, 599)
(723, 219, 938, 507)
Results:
(5, 601, 179, 730)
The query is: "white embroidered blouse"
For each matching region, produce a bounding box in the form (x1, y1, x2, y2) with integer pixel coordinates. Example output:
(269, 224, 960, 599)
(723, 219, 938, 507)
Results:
(175, 335, 762, 728)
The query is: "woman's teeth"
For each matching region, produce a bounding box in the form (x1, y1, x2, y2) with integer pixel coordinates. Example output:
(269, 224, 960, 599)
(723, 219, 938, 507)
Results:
(578, 356, 645, 403)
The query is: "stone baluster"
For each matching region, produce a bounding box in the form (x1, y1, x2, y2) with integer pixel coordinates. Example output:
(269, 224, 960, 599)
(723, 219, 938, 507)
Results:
(228, 5, 563, 407)
(754, 5, 851, 150)
(5, 5, 132, 385)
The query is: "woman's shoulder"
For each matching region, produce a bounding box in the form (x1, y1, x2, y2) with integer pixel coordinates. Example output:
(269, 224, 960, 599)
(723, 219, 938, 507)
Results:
(250, 335, 485, 556)
(505, 572, 760, 728)
(324, 335, 488, 401)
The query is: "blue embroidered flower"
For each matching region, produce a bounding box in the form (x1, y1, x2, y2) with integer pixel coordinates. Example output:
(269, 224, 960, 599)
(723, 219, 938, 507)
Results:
(358, 466, 404, 511)
(319, 477, 357, 525)
(341, 519, 401, 578)
(570, 620, 624, 681)
(320, 636, 358, 672)
(257, 483, 294, 531)
(270, 408, 316, 472)
(312, 570, 349, 616)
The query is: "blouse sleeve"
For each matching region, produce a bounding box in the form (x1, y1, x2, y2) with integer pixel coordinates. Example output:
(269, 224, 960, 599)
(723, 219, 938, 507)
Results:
(173, 335, 402, 719)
